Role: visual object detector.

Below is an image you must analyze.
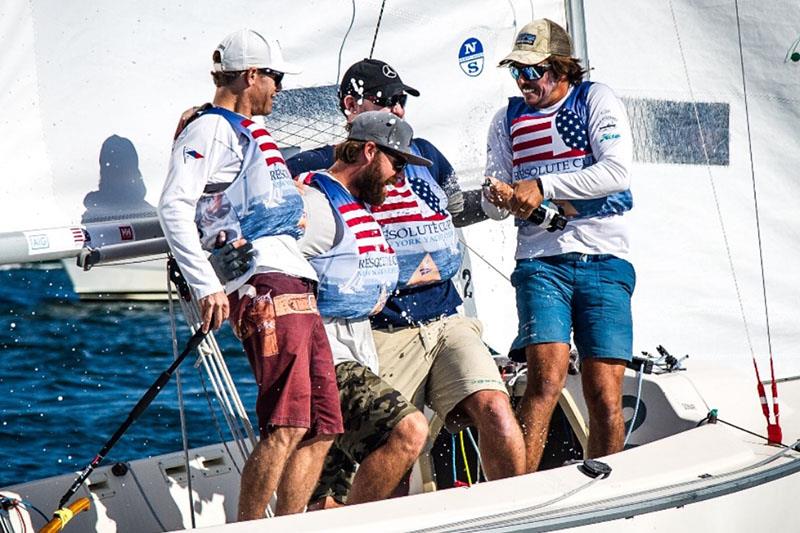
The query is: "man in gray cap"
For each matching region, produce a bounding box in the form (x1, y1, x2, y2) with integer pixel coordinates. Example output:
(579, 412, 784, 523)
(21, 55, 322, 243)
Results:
(294, 110, 432, 508)
(159, 29, 343, 521)
(482, 18, 635, 472)
(213, 110, 433, 508)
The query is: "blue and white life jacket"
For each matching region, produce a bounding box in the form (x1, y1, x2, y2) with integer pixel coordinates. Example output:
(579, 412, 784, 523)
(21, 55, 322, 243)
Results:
(309, 172, 399, 319)
(506, 81, 632, 224)
(194, 107, 304, 251)
(369, 143, 462, 289)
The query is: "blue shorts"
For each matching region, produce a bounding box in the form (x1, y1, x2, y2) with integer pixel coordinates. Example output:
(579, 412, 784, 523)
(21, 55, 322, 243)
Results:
(510, 253, 635, 361)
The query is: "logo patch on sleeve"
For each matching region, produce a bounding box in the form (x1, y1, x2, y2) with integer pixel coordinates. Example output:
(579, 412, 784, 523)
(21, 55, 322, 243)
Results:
(183, 147, 204, 162)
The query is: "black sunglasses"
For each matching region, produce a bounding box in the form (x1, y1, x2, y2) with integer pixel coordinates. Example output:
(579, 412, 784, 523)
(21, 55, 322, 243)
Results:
(363, 92, 408, 109)
(257, 68, 284, 86)
(377, 146, 407, 172)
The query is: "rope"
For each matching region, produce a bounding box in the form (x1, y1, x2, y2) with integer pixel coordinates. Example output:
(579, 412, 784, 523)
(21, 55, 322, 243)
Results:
(459, 238, 511, 283)
(450, 433, 457, 484)
(167, 264, 196, 529)
(464, 427, 484, 481)
(732, 0, 781, 443)
(459, 431, 473, 486)
(412, 477, 601, 533)
(368, 0, 388, 59)
(128, 464, 168, 532)
(90, 255, 168, 268)
(197, 367, 243, 475)
(667, 0, 781, 443)
(624, 367, 644, 447)
(336, 0, 357, 82)
(698, 412, 791, 449)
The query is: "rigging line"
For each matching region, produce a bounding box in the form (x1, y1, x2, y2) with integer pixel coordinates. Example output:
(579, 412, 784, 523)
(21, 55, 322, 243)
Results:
(506, 0, 518, 36)
(459, 237, 511, 283)
(90, 255, 168, 267)
(167, 264, 196, 529)
(127, 464, 169, 532)
(368, 0, 388, 59)
(733, 0, 774, 362)
(785, 35, 800, 62)
(413, 477, 601, 533)
(666, 0, 755, 358)
(196, 367, 243, 475)
(336, 0, 357, 83)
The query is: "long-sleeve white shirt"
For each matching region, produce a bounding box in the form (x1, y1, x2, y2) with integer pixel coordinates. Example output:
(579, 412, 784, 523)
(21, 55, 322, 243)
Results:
(483, 82, 633, 259)
(158, 113, 314, 300)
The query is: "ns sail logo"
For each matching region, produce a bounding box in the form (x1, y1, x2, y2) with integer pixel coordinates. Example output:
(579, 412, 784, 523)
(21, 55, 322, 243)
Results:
(459, 37, 484, 77)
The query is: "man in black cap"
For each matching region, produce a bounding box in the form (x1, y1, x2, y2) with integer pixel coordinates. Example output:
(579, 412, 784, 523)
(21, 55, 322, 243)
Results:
(288, 59, 526, 506)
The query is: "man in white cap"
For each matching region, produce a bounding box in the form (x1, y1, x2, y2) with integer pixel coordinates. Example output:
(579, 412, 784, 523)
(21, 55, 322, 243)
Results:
(158, 29, 343, 521)
(483, 19, 634, 472)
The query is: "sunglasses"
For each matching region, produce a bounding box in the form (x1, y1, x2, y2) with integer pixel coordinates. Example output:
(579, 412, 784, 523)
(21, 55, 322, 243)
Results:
(363, 92, 408, 109)
(377, 146, 407, 172)
(257, 68, 284, 86)
(509, 63, 550, 81)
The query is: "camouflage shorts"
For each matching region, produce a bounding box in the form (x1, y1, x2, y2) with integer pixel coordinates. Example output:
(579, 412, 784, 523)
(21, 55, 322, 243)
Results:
(311, 361, 418, 504)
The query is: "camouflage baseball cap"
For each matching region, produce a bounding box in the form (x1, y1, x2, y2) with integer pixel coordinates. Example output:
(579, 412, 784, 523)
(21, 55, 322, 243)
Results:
(499, 19, 573, 66)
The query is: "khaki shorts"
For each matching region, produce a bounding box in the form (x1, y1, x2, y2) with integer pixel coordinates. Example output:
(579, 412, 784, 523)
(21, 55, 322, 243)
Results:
(373, 315, 506, 432)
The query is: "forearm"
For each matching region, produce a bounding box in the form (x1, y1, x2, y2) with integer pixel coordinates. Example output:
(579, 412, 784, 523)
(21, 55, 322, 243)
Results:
(158, 197, 223, 299)
(540, 154, 630, 200)
(451, 189, 489, 227)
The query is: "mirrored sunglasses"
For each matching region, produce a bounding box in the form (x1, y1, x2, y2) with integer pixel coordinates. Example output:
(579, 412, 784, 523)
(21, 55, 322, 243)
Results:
(509, 64, 550, 81)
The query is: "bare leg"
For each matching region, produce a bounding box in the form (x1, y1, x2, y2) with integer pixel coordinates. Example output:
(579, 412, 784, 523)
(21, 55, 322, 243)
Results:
(516, 343, 571, 472)
(458, 390, 526, 479)
(237, 426, 306, 521)
(347, 411, 428, 505)
(275, 434, 335, 515)
(581, 358, 626, 458)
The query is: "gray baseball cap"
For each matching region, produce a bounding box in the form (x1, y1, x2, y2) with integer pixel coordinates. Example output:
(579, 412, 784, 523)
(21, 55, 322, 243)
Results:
(347, 111, 432, 167)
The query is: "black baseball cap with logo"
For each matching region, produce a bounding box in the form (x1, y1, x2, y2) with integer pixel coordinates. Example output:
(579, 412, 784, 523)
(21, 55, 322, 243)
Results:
(338, 59, 420, 103)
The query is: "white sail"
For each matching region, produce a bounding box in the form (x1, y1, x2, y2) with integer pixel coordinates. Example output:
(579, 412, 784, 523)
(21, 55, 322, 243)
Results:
(463, 1, 800, 374)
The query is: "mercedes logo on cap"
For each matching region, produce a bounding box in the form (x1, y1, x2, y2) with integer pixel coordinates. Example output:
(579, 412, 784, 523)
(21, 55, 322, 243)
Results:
(382, 65, 397, 78)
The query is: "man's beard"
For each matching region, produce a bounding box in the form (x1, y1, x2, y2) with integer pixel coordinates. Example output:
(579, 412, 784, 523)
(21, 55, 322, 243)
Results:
(353, 158, 388, 205)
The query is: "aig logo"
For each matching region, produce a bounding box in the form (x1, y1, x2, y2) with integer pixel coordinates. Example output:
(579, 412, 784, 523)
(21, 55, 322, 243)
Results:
(458, 37, 484, 77)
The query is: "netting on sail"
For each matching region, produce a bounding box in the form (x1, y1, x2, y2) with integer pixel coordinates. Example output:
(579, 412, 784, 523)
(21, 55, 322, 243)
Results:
(265, 85, 347, 153)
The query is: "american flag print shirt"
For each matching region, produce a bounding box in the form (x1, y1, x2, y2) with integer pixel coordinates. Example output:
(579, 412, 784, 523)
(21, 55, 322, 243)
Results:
(307, 172, 399, 320)
(369, 146, 462, 289)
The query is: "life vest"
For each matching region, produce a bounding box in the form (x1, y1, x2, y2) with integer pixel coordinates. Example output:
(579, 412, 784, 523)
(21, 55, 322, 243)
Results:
(369, 143, 462, 288)
(309, 172, 399, 319)
(506, 81, 632, 226)
(194, 107, 304, 252)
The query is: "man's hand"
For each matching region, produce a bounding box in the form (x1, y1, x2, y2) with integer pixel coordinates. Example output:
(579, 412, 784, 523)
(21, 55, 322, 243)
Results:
(209, 237, 256, 283)
(173, 103, 212, 140)
(483, 177, 514, 210)
(508, 179, 544, 219)
(199, 291, 229, 333)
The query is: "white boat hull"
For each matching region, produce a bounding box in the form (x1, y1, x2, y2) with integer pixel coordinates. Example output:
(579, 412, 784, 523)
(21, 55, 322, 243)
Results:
(61, 257, 171, 301)
(4, 366, 799, 532)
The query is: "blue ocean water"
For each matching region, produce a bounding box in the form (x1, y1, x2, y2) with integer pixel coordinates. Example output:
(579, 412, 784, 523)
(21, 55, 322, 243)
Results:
(0, 266, 255, 488)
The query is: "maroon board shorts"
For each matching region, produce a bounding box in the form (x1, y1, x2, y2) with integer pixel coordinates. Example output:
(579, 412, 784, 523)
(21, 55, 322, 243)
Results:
(228, 272, 343, 439)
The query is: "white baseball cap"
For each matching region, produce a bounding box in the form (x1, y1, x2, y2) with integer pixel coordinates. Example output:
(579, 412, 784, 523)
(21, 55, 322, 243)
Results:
(213, 29, 301, 74)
